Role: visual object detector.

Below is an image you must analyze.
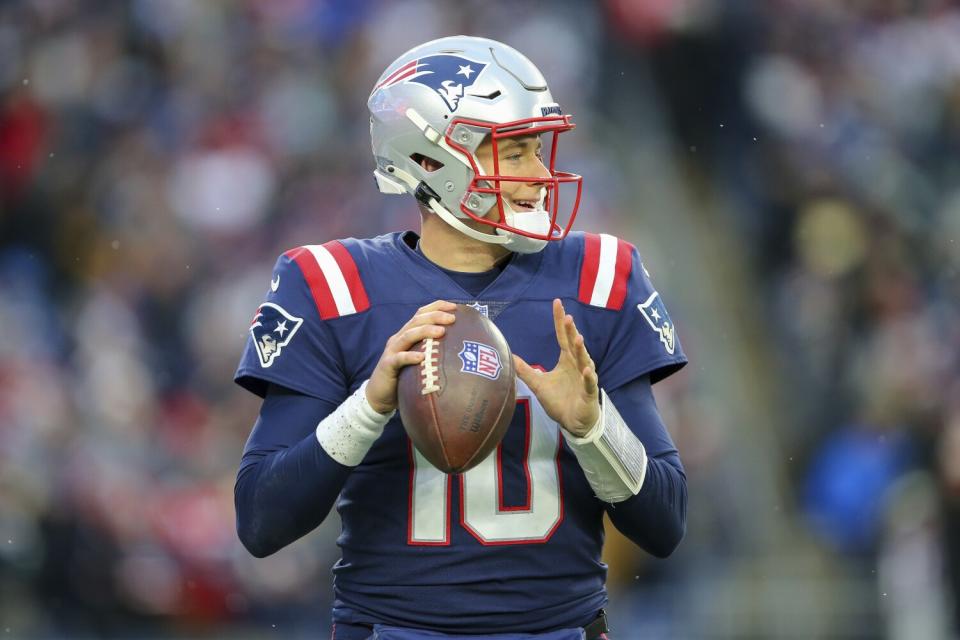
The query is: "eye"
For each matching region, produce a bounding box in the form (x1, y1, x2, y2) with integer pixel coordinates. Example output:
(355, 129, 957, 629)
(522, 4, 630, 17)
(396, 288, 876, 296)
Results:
(505, 153, 522, 161)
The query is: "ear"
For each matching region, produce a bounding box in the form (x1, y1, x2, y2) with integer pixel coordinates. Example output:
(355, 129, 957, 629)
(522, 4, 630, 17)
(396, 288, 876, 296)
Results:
(411, 153, 444, 173)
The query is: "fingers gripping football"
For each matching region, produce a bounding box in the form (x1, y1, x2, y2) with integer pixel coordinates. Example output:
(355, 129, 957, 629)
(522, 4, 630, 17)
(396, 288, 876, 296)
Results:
(366, 300, 457, 414)
(513, 299, 600, 437)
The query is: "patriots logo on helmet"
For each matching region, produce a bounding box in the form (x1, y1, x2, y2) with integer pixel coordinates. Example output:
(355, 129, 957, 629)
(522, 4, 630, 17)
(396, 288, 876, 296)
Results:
(250, 302, 303, 367)
(374, 54, 488, 112)
(638, 292, 676, 355)
(458, 340, 502, 380)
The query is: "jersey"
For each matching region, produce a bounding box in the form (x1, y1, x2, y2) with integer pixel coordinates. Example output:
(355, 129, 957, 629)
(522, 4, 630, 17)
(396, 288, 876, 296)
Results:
(234, 230, 687, 633)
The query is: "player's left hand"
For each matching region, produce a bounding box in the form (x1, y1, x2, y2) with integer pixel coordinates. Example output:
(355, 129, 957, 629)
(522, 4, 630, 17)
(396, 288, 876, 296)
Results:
(513, 299, 600, 438)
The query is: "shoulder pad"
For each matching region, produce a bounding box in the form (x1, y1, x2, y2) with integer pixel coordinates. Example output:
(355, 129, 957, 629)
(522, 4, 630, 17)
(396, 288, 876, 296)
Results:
(577, 233, 634, 310)
(285, 241, 370, 320)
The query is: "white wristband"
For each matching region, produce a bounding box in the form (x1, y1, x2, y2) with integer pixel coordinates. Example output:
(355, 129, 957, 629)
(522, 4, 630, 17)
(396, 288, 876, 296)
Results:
(316, 380, 395, 467)
(562, 388, 648, 503)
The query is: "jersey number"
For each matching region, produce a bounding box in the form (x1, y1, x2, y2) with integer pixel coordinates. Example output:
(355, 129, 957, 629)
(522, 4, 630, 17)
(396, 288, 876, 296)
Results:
(408, 383, 564, 545)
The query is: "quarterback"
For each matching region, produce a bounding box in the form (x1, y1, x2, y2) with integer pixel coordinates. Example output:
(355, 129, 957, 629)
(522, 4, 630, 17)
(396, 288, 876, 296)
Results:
(234, 36, 687, 639)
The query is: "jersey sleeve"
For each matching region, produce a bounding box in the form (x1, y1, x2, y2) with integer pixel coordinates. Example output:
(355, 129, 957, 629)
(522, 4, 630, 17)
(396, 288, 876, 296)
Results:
(578, 234, 688, 390)
(234, 250, 349, 403)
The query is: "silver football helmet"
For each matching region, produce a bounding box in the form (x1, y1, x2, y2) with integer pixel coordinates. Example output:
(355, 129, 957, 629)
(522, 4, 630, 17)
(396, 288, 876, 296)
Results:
(368, 36, 583, 253)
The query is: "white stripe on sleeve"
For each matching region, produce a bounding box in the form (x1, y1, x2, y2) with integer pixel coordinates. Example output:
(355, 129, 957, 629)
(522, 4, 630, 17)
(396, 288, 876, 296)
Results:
(589, 233, 619, 308)
(304, 244, 357, 316)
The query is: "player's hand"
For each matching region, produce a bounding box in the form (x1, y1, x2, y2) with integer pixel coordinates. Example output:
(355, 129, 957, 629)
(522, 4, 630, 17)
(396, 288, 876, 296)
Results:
(366, 300, 458, 415)
(513, 299, 600, 437)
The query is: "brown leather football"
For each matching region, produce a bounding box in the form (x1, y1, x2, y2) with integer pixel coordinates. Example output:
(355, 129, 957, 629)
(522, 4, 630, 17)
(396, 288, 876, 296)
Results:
(397, 304, 516, 474)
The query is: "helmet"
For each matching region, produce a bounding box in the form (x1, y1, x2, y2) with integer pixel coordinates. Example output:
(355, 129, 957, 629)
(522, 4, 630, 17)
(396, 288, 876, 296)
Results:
(368, 36, 583, 253)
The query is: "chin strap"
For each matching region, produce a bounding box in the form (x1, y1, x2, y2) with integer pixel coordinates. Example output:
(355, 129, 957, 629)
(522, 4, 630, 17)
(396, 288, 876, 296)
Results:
(378, 163, 514, 246)
(495, 187, 550, 254)
(427, 193, 515, 246)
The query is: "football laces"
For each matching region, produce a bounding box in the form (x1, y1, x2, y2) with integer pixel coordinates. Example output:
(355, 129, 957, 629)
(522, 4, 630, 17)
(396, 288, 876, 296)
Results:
(420, 338, 441, 394)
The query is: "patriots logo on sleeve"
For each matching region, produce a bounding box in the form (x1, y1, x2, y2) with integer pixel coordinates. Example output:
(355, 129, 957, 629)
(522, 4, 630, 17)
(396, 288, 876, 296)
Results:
(374, 54, 488, 112)
(250, 303, 303, 367)
(458, 341, 502, 380)
(638, 292, 676, 355)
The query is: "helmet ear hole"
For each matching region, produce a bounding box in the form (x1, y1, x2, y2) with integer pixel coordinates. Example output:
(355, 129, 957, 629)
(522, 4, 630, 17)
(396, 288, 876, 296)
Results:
(411, 153, 444, 173)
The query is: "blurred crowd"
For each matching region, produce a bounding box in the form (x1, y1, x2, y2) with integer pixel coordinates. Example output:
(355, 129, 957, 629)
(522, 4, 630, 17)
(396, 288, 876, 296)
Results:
(628, 0, 960, 636)
(1, 0, 958, 638)
(709, 2, 960, 636)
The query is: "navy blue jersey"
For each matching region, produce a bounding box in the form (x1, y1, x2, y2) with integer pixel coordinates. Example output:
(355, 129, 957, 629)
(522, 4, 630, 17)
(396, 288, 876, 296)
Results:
(235, 231, 686, 632)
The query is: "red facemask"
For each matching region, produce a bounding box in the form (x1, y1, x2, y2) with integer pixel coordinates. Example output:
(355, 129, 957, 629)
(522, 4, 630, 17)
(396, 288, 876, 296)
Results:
(444, 114, 583, 242)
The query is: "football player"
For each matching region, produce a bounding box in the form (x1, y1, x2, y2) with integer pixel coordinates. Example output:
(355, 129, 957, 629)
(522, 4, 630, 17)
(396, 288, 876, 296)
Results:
(235, 36, 687, 640)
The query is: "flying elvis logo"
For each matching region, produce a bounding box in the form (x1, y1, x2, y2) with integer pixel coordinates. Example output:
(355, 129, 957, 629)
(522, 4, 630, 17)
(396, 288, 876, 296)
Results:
(251, 303, 303, 367)
(637, 292, 676, 355)
(374, 54, 488, 112)
(458, 340, 502, 380)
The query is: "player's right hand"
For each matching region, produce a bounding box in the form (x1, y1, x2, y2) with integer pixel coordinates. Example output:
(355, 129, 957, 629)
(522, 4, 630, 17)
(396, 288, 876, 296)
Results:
(365, 300, 458, 415)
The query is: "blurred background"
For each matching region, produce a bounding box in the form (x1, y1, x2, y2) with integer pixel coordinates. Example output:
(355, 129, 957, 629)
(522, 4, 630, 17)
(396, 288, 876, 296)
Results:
(1, 0, 959, 638)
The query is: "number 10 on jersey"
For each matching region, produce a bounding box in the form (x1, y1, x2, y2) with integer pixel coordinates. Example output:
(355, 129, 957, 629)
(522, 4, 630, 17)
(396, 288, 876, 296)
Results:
(408, 382, 564, 545)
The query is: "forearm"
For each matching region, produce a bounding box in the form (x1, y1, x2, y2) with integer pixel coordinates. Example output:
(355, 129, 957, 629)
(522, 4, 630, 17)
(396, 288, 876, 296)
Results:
(235, 431, 352, 557)
(564, 375, 687, 557)
(235, 382, 393, 557)
(605, 453, 687, 558)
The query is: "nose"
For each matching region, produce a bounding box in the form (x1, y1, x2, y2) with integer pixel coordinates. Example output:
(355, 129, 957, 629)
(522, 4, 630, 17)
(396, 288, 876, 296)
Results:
(527, 156, 551, 185)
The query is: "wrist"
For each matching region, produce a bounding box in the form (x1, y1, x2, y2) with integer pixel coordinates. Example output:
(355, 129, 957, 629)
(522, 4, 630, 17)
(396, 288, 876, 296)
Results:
(564, 412, 603, 444)
(364, 382, 395, 416)
(317, 381, 396, 467)
(564, 405, 602, 439)
(562, 389, 647, 502)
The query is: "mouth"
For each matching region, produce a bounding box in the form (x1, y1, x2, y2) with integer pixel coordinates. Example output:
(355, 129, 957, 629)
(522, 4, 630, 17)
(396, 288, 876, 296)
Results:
(512, 199, 539, 211)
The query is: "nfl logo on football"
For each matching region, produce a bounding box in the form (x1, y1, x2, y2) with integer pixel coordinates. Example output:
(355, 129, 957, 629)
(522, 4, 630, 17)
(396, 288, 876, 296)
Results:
(458, 340, 502, 380)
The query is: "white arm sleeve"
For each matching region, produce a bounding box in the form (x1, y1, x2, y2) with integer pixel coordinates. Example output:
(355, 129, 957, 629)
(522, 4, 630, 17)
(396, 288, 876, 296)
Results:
(562, 388, 648, 503)
(315, 380, 395, 467)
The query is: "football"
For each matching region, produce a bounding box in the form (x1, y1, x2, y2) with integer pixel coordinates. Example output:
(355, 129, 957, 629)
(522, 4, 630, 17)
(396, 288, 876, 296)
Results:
(398, 304, 516, 474)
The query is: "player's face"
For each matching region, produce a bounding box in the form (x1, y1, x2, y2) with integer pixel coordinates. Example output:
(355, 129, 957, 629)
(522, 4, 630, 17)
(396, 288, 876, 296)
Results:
(474, 134, 551, 218)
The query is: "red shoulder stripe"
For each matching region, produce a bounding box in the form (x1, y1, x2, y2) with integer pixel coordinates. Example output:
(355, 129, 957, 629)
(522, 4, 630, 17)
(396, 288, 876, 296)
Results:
(606, 238, 634, 311)
(324, 240, 370, 313)
(285, 246, 339, 320)
(285, 242, 370, 320)
(577, 233, 602, 305)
